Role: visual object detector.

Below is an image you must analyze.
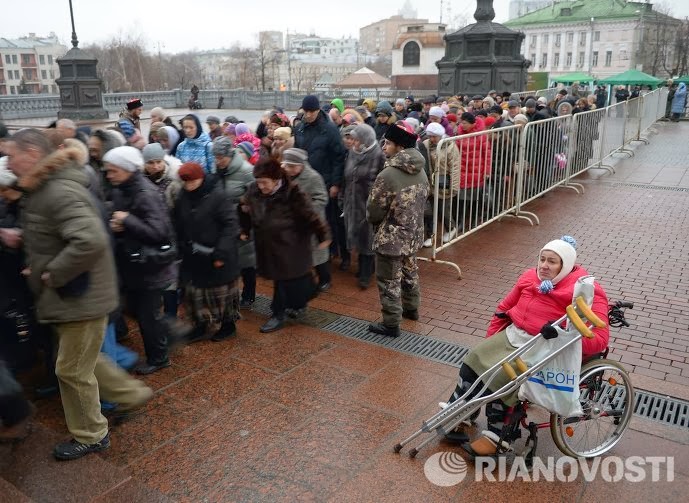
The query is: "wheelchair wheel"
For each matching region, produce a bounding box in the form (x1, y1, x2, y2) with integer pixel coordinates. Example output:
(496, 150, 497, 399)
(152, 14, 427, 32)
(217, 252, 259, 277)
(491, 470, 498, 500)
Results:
(550, 359, 634, 458)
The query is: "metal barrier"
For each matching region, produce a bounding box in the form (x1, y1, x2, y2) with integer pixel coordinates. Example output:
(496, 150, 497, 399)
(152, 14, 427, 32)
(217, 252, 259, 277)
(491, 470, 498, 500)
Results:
(421, 87, 667, 275)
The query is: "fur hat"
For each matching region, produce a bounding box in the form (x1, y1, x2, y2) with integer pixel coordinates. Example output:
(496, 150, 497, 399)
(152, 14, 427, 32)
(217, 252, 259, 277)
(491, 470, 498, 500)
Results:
(126, 98, 143, 111)
(178, 162, 205, 181)
(425, 122, 445, 137)
(513, 114, 529, 125)
(253, 158, 283, 180)
(301, 95, 320, 112)
(282, 148, 308, 165)
(273, 127, 292, 141)
(142, 143, 166, 163)
(384, 123, 417, 149)
(540, 236, 577, 288)
(212, 136, 235, 157)
(103, 146, 144, 172)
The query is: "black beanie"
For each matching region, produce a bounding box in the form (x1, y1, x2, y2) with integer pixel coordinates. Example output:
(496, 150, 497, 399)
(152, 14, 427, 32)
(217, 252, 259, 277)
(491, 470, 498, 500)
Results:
(460, 112, 476, 124)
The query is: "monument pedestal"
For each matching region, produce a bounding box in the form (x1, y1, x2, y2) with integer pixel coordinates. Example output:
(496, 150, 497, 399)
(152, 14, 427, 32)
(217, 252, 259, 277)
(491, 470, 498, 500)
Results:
(56, 47, 108, 120)
(437, 0, 529, 96)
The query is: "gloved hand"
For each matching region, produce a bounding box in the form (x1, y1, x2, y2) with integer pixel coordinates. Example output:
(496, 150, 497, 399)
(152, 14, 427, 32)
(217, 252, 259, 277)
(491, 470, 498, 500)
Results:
(540, 322, 559, 340)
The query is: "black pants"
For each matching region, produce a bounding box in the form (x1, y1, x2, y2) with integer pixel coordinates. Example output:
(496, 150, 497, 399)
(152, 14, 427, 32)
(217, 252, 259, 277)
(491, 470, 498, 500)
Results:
(272, 274, 315, 316)
(315, 261, 331, 287)
(0, 360, 31, 427)
(162, 289, 179, 318)
(241, 267, 256, 303)
(126, 289, 169, 366)
(326, 197, 349, 261)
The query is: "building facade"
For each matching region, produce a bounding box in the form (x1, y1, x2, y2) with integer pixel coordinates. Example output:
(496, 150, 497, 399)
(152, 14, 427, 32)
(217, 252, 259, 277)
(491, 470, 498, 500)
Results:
(0, 33, 67, 95)
(505, 0, 683, 80)
(391, 23, 446, 90)
(360, 15, 429, 58)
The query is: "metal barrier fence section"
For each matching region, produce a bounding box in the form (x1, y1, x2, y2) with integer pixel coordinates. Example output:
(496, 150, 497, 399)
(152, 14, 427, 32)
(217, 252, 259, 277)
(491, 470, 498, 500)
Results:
(425, 88, 666, 273)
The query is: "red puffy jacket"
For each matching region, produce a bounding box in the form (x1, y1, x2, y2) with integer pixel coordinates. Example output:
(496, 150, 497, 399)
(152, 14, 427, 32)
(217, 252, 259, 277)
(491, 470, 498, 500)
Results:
(486, 266, 610, 357)
(455, 116, 492, 189)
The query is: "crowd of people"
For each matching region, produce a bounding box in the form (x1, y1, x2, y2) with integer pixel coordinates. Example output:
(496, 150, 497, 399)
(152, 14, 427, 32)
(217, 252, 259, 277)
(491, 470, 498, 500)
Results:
(0, 82, 667, 460)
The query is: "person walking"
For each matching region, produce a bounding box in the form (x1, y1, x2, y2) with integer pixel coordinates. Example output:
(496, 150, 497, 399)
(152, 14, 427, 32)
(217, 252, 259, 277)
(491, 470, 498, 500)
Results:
(173, 163, 240, 342)
(6, 130, 152, 460)
(367, 122, 429, 337)
(177, 114, 215, 174)
(239, 158, 330, 333)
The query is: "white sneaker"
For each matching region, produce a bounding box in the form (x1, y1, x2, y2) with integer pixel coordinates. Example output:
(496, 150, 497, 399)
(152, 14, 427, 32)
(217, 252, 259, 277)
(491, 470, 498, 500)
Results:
(443, 228, 457, 244)
(423, 238, 433, 248)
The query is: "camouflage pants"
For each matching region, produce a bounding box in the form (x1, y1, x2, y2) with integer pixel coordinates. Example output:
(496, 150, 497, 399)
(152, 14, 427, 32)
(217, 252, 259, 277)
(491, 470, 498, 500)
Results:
(375, 253, 420, 327)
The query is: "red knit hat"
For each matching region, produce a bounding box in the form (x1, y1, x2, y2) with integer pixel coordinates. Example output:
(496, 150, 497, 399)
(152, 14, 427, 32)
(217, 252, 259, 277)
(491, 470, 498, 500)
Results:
(447, 113, 458, 123)
(178, 162, 205, 181)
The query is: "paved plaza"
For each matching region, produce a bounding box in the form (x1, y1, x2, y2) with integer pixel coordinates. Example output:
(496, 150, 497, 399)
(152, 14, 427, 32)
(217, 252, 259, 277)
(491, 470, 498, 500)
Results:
(1, 119, 688, 502)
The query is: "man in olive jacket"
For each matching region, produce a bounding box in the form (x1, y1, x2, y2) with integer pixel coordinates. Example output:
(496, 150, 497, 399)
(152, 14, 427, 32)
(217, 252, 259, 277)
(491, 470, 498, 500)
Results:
(6, 129, 152, 461)
(366, 123, 429, 338)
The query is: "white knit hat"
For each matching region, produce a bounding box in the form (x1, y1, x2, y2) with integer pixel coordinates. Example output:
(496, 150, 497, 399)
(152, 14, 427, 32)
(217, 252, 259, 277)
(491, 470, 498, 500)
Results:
(0, 157, 17, 187)
(429, 106, 445, 118)
(102, 146, 144, 173)
(540, 236, 577, 286)
(425, 122, 445, 137)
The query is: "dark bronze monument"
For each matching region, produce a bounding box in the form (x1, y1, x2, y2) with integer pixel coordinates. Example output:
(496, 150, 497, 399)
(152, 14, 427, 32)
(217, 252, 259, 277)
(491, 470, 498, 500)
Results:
(437, 0, 529, 96)
(56, 0, 108, 120)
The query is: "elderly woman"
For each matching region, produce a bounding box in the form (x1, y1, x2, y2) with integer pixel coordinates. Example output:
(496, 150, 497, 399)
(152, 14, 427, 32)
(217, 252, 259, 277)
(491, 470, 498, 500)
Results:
(444, 236, 609, 455)
(341, 123, 386, 289)
(280, 148, 330, 294)
(670, 82, 687, 122)
(173, 162, 240, 342)
(239, 158, 330, 333)
(271, 126, 294, 162)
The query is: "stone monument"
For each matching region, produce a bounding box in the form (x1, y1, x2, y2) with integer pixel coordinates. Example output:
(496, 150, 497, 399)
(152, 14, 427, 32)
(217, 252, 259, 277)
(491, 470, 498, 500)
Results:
(437, 0, 529, 96)
(56, 0, 108, 120)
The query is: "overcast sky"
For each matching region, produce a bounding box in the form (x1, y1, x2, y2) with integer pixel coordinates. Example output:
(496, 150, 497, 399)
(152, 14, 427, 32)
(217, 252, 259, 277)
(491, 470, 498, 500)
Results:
(2, 0, 689, 54)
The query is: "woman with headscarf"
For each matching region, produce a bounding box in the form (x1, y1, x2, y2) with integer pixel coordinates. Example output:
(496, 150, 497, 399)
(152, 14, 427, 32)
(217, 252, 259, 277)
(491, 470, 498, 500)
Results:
(173, 162, 240, 342)
(155, 125, 181, 157)
(442, 236, 610, 456)
(176, 114, 215, 174)
(341, 124, 386, 289)
(239, 158, 330, 333)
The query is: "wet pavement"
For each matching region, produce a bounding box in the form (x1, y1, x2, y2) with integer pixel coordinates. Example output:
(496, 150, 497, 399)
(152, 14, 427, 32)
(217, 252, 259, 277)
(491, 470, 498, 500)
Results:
(2, 121, 688, 502)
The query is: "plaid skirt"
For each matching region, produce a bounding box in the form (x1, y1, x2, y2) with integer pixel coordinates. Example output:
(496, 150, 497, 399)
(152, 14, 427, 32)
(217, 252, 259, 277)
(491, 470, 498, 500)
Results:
(185, 280, 241, 329)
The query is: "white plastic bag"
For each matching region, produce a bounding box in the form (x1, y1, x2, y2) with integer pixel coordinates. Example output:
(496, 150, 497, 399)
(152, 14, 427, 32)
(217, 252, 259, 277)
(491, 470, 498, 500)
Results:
(518, 276, 597, 416)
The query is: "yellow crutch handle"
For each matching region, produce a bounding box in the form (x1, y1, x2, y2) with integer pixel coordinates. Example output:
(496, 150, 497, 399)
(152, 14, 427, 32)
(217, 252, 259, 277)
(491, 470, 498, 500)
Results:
(567, 304, 594, 338)
(575, 296, 607, 328)
(502, 362, 518, 381)
(515, 357, 528, 374)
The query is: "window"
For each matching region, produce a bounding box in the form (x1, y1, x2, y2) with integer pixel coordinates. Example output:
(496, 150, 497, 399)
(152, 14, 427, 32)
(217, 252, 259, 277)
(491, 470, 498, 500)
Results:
(48, 55, 53, 65)
(10, 85, 15, 94)
(555, 34, 561, 46)
(594, 31, 600, 42)
(41, 69, 47, 79)
(541, 53, 548, 67)
(4, 55, 9, 64)
(578, 51, 585, 66)
(51, 84, 57, 94)
(566, 32, 574, 44)
(11, 55, 17, 64)
(579, 31, 587, 45)
(554, 53, 560, 67)
(566, 52, 572, 66)
(605, 50, 612, 66)
(14, 70, 20, 80)
(530, 35, 536, 47)
(531, 53, 536, 64)
(543, 34, 549, 45)
(40, 55, 45, 65)
(402, 41, 420, 66)
(21, 54, 31, 65)
(49, 70, 54, 78)
(592, 51, 598, 67)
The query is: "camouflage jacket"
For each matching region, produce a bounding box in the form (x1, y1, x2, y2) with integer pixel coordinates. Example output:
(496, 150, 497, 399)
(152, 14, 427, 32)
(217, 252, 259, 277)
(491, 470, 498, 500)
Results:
(366, 148, 429, 257)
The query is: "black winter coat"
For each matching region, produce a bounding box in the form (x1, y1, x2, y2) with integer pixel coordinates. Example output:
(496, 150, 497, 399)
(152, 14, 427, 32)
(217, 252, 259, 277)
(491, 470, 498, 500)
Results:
(111, 171, 176, 291)
(174, 178, 239, 288)
(294, 111, 346, 188)
(0, 200, 31, 314)
(239, 177, 330, 281)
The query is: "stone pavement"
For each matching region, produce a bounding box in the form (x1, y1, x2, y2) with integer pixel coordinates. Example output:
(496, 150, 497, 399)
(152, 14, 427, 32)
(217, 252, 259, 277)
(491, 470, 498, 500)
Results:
(2, 122, 688, 502)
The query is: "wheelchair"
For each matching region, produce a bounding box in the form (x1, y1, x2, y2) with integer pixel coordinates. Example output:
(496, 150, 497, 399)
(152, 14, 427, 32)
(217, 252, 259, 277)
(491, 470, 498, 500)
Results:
(394, 299, 635, 463)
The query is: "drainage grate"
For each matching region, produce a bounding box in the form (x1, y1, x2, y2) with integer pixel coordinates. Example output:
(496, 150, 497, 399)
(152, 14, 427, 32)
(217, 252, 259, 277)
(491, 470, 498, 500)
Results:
(634, 390, 689, 428)
(250, 296, 689, 430)
(609, 182, 689, 192)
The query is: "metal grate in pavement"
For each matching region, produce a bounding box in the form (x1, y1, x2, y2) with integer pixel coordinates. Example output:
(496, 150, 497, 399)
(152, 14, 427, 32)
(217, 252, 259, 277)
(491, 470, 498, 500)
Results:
(250, 296, 689, 430)
(609, 182, 689, 192)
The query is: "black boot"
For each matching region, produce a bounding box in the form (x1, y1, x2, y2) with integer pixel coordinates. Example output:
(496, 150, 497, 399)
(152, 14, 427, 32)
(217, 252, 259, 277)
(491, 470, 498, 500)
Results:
(339, 252, 351, 271)
(368, 323, 400, 338)
(260, 314, 286, 333)
(211, 320, 237, 342)
(186, 322, 208, 343)
(358, 255, 374, 290)
(402, 309, 419, 321)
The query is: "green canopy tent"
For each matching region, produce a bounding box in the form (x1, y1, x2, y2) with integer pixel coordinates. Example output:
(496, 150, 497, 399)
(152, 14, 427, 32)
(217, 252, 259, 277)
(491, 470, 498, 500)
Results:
(598, 69, 662, 87)
(551, 72, 596, 84)
(674, 75, 689, 84)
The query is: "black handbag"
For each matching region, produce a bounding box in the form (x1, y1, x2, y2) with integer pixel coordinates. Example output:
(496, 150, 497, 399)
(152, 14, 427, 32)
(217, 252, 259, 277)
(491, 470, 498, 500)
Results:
(126, 242, 177, 265)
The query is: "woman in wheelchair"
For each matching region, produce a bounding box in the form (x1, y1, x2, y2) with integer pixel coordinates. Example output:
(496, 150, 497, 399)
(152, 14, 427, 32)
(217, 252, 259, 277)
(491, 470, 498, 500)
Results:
(445, 235, 610, 456)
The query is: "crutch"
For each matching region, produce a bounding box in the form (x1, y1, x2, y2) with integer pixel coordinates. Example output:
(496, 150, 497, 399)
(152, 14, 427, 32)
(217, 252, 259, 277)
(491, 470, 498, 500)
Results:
(394, 296, 606, 457)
